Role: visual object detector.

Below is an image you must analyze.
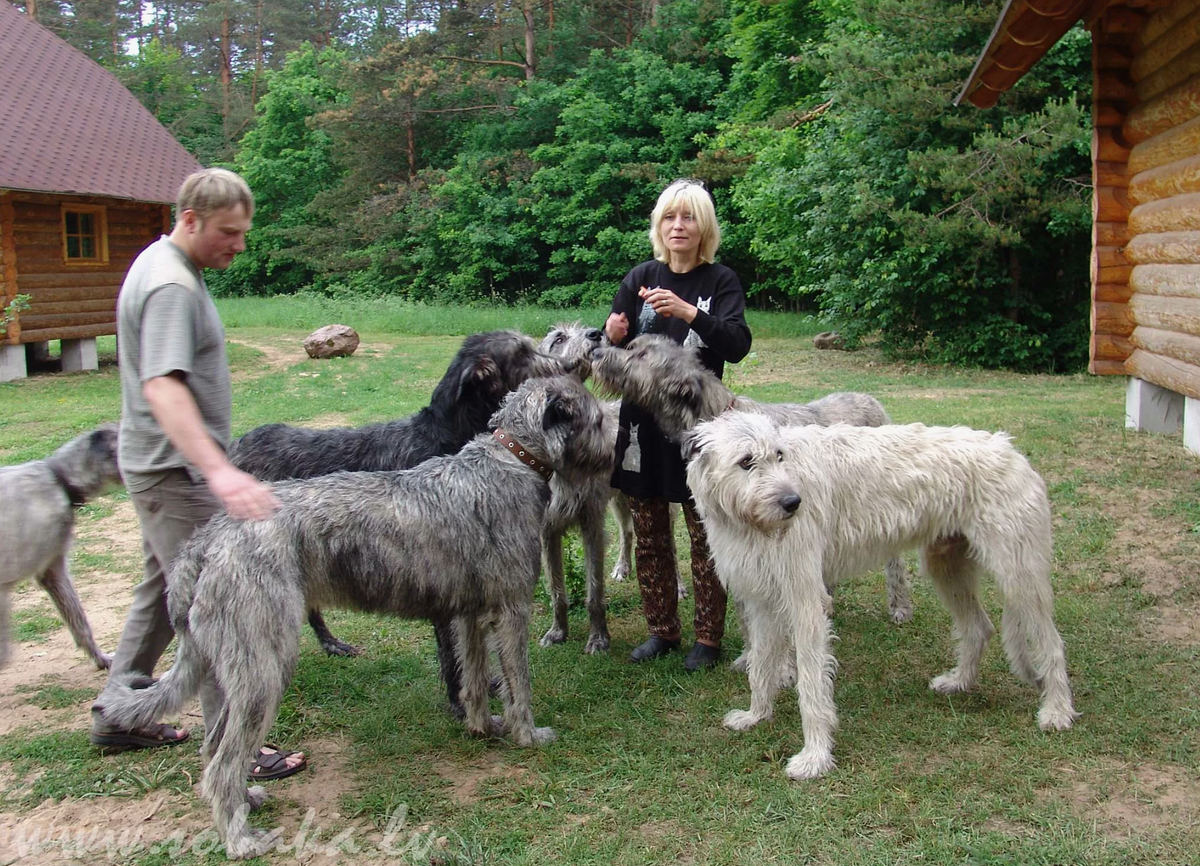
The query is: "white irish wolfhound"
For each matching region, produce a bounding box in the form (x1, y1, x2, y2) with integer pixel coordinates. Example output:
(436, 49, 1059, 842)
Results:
(684, 411, 1078, 781)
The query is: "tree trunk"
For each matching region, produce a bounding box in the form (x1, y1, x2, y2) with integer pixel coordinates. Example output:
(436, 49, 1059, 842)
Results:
(251, 0, 264, 106)
(523, 1, 536, 80)
(25, 0, 36, 18)
(221, 12, 233, 148)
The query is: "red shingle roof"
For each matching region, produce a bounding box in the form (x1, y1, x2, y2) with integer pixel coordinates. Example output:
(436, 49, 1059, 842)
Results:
(0, 3, 201, 203)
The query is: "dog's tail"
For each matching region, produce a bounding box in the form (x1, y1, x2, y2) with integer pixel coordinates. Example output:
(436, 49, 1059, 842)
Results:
(94, 635, 205, 733)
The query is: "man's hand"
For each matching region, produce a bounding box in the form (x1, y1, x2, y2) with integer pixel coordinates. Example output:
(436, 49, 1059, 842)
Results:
(206, 465, 278, 521)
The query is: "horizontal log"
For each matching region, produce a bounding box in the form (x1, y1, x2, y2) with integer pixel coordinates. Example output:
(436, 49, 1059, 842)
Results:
(1094, 126, 1133, 162)
(24, 286, 119, 303)
(1093, 281, 1135, 303)
(1125, 347, 1200, 399)
(12, 197, 163, 217)
(1092, 300, 1135, 336)
(1090, 331, 1134, 361)
(1095, 160, 1131, 188)
(1095, 43, 1134, 69)
(16, 271, 126, 289)
(1095, 245, 1130, 269)
(1129, 292, 1200, 333)
(1124, 230, 1200, 263)
(1137, 42, 1200, 102)
(15, 258, 122, 273)
(1130, 262, 1200, 297)
(1131, 7, 1200, 83)
(16, 322, 116, 343)
(1094, 185, 1132, 222)
(1129, 114, 1200, 174)
(1138, 0, 1200, 52)
(1130, 153, 1200, 204)
(1131, 324, 1200, 367)
(18, 311, 115, 329)
(1089, 358, 1127, 375)
(1124, 75, 1200, 145)
(1096, 220, 1133, 246)
(26, 299, 115, 315)
(1129, 192, 1200, 233)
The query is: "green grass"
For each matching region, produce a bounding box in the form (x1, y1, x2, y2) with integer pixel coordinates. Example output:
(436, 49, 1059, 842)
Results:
(13, 608, 64, 643)
(0, 298, 1196, 865)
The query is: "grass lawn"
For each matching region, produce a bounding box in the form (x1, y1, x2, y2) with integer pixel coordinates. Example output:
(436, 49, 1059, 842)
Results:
(0, 299, 1196, 865)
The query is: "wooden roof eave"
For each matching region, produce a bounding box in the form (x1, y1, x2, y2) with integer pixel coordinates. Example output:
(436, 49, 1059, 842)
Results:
(956, 0, 1097, 108)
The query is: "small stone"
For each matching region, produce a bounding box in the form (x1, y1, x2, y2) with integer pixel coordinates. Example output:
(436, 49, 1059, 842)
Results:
(304, 324, 360, 359)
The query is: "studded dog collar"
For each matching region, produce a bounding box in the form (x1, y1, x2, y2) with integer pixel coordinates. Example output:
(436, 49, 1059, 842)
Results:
(492, 429, 553, 481)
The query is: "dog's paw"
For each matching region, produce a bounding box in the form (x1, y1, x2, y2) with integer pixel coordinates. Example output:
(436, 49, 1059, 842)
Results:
(889, 604, 913, 625)
(94, 650, 113, 670)
(1037, 705, 1079, 732)
(507, 725, 557, 746)
(246, 785, 270, 811)
(320, 638, 363, 658)
(785, 748, 835, 781)
(723, 709, 763, 731)
(225, 827, 279, 860)
(729, 653, 749, 674)
(539, 626, 567, 647)
(531, 726, 558, 745)
(610, 563, 629, 582)
(929, 670, 974, 695)
(676, 581, 689, 600)
(584, 631, 611, 655)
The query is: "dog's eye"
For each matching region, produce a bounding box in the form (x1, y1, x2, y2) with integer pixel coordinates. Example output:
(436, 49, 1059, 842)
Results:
(551, 334, 564, 346)
(738, 456, 754, 471)
(776, 450, 784, 462)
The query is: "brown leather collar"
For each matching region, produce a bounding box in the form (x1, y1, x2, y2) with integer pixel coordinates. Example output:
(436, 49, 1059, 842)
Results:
(492, 429, 553, 481)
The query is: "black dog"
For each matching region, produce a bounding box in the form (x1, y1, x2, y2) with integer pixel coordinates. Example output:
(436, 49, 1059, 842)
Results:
(228, 330, 566, 714)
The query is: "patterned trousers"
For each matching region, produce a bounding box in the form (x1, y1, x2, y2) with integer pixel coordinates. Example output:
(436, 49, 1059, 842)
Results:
(628, 494, 727, 645)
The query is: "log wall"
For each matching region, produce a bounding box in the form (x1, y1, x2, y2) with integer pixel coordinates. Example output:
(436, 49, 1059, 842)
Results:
(1090, 6, 1142, 375)
(1121, 0, 1200, 397)
(4, 192, 163, 345)
(1, 192, 17, 343)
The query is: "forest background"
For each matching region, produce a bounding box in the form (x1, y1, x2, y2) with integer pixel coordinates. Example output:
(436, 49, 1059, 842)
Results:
(12, 0, 1095, 371)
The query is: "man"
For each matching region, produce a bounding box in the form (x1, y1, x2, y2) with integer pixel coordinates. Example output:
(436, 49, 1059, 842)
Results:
(91, 168, 305, 781)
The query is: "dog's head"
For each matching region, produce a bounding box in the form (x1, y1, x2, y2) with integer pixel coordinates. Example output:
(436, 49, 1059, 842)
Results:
(540, 322, 605, 382)
(684, 411, 801, 533)
(441, 330, 568, 407)
(591, 335, 719, 438)
(490, 376, 612, 480)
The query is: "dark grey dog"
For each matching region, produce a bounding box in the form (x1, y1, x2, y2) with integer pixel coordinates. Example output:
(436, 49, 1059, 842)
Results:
(0, 425, 119, 670)
(95, 376, 612, 859)
(229, 330, 566, 715)
(591, 334, 913, 634)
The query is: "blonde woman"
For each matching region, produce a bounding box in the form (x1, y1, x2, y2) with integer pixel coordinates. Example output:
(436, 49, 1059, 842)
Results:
(604, 179, 752, 671)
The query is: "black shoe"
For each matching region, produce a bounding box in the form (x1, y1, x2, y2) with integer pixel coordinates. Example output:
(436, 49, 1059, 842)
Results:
(683, 641, 721, 672)
(630, 635, 680, 663)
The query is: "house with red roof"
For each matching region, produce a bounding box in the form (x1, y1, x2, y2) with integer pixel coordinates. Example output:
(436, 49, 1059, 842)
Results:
(0, 2, 201, 382)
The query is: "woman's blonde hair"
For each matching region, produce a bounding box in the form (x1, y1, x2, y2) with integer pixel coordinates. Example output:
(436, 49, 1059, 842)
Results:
(648, 179, 720, 265)
(176, 168, 255, 224)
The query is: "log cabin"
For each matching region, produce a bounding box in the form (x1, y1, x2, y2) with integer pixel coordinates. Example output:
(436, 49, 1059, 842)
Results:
(0, 2, 200, 382)
(959, 0, 1200, 453)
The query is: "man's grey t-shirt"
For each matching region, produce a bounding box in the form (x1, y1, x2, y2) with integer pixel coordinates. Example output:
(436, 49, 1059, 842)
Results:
(117, 236, 232, 493)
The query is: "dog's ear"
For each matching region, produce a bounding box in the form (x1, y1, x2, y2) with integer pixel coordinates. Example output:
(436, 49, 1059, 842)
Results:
(668, 375, 705, 408)
(542, 392, 574, 431)
(679, 428, 703, 463)
(460, 356, 501, 400)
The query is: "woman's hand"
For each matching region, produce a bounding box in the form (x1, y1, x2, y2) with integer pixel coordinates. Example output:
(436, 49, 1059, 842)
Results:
(605, 311, 630, 344)
(639, 286, 697, 323)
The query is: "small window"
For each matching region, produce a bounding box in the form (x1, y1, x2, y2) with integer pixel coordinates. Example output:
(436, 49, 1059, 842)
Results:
(62, 204, 109, 264)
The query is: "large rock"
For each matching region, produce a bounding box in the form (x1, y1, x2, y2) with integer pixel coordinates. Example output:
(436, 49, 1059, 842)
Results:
(304, 324, 360, 359)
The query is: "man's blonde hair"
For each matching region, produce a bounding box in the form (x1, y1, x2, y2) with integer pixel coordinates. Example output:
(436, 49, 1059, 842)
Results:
(176, 168, 254, 223)
(649, 179, 720, 264)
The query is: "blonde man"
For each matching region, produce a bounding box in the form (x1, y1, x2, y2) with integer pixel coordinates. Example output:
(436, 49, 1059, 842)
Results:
(91, 169, 304, 781)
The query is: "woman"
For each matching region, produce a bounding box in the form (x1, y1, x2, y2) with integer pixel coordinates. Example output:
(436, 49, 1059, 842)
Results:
(605, 179, 752, 671)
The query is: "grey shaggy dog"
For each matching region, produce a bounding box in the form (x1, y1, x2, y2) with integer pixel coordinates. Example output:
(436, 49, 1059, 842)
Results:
(591, 334, 913, 632)
(229, 330, 566, 716)
(539, 323, 619, 652)
(95, 376, 612, 859)
(0, 425, 119, 670)
(684, 412, 1077, 781)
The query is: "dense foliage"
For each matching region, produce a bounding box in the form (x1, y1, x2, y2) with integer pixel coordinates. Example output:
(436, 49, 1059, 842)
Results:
(15, 0, 1094, 369)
